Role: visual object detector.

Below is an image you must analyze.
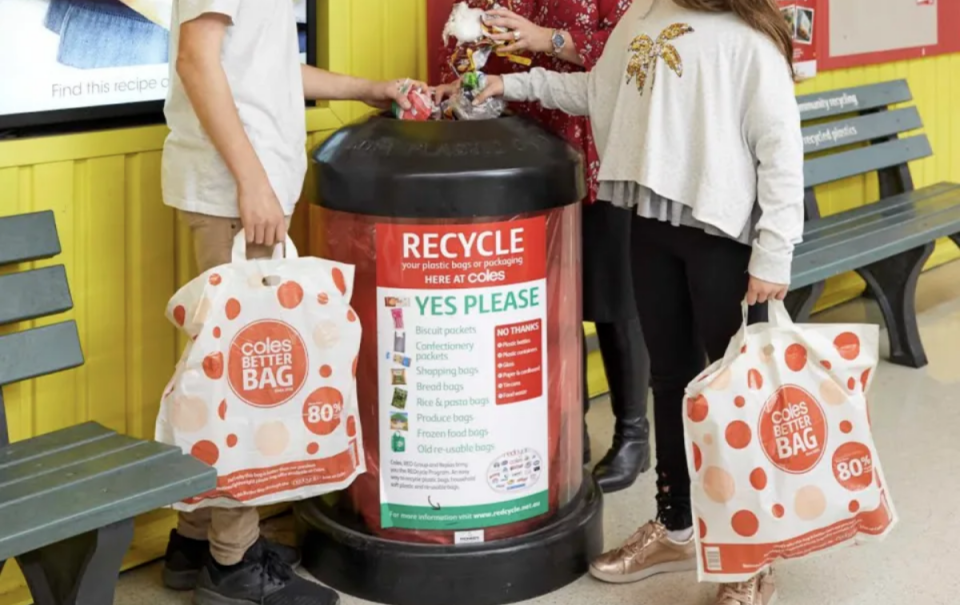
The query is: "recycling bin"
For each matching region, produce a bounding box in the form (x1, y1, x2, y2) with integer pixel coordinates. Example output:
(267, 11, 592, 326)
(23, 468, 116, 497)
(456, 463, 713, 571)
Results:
(296, 114, 602, 605)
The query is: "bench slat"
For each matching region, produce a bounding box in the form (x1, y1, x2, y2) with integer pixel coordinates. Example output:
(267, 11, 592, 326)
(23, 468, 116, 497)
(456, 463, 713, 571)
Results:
(0, 432, 145, 491)
(0, 423, 113, 470)
(0, 211, 61, 267)
(0, 266, 73, 327)
(0, 437, 171, 507)
(792, 187, 960, 288)
(802, 107, 922, 154)
(0, 434, 216, 561)
(802, 182, 957, 239)
(798, 187, 960, 253)
(0, 321, 84, 387)
(797, 80, 911, 121)
(804, 135, 932, 189)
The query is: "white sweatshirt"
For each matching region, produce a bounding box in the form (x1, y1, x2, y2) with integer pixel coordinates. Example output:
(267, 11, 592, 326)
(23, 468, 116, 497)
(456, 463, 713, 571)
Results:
(502, 0, 805, 284)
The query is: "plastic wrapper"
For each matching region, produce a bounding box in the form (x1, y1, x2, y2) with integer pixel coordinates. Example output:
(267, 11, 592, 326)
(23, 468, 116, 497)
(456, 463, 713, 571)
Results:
(441, 0, 528, 122)
(439, 70, 506, 121)
(684, 300, 897, 582)
(157, 235, 365, 510)
(446, 89, 505, 121)
(311, 205, 582, 544)
(393, 80, 437, 122)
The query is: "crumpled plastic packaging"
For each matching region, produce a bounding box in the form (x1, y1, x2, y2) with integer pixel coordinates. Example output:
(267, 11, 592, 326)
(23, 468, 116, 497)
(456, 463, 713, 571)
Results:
(392, 80, 437, 122)
(444, 72, 505, 121)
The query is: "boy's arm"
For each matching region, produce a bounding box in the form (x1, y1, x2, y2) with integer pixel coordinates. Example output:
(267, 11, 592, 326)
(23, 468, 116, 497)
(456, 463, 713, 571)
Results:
(177, 12, 285, 247)
(301, 65, 422, 108)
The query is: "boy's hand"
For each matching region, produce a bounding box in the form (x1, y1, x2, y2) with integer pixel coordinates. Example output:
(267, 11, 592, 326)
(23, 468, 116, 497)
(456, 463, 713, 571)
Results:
(363, 79, 429, 110)
(472, 75, 505, 105)
(238, 179, 286, 247)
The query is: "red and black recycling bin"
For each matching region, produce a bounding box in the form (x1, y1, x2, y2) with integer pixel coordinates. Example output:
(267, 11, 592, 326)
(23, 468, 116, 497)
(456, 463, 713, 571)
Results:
(295, 114, 603, 605)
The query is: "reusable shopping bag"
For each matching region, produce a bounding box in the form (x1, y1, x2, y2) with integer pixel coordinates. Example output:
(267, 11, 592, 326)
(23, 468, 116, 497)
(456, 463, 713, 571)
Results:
(684, 300, 897, 582)
(157, 234, 365, 510)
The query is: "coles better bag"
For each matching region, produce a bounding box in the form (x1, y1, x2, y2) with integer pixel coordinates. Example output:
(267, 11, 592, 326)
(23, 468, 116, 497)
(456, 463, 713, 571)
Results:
(156, 235, 365, 510)
(684, 300, 897, 582)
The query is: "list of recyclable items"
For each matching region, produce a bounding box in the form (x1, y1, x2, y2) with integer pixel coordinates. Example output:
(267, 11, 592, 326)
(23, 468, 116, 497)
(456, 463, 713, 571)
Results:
(375, 218, 550, 530)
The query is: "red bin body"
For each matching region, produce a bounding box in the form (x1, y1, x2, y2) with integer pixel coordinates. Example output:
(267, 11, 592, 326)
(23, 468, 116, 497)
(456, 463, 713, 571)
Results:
(310, 115, 584, 545)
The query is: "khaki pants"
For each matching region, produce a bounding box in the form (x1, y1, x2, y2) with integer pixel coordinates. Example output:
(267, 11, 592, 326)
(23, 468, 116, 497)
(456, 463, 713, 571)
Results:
(177, 211, 290, 565)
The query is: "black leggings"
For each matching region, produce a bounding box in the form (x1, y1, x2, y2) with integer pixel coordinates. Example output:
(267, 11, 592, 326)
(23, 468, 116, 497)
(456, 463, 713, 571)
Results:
(629, 217, 763, 531)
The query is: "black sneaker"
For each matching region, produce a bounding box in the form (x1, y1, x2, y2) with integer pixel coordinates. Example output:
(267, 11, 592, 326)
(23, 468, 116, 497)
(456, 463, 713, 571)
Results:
(163, 530, 301, 591)
(193, 539, 339, 605)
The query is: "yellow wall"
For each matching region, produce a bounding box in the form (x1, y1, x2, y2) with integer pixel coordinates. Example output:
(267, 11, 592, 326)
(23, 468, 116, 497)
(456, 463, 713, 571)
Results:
(0, 2, 425, 603)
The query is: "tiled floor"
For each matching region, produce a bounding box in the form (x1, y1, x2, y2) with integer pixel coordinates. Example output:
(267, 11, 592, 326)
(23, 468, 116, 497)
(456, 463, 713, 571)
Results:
(117, 262, 960, 605)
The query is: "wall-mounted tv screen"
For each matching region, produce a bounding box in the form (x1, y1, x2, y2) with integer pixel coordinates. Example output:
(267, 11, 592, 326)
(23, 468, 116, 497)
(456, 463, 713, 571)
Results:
(0, 0, 317, 133)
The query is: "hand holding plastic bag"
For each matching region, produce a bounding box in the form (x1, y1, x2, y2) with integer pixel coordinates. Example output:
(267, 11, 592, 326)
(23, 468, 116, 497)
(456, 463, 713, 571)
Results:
(685, 300, 896, 582)
(157, 234, 365, 510)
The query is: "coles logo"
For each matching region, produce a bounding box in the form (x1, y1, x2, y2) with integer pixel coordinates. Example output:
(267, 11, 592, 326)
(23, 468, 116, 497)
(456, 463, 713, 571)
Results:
(758, 385, 827, 474)
(228, 320, 308, 408)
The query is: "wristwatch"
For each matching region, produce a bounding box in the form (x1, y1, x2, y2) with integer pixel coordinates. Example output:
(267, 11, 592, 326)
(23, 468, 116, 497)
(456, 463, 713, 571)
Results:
(550, 29, 566, 57)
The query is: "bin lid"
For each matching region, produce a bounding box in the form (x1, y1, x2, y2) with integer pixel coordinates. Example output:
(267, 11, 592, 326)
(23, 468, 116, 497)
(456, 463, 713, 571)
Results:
(311, 115, 584, 218)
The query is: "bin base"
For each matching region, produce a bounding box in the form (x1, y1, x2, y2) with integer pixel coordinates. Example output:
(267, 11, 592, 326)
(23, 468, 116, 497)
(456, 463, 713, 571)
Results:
(294, 478, 604, 605)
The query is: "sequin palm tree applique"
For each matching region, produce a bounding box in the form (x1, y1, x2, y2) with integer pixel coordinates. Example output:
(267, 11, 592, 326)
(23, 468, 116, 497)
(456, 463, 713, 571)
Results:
(626, 23, 694, 95)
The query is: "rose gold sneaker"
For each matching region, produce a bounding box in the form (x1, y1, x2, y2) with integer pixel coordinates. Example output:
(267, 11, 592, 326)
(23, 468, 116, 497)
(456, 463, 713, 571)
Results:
(713, 570, 778, 605)
(589, 521, 697, 584)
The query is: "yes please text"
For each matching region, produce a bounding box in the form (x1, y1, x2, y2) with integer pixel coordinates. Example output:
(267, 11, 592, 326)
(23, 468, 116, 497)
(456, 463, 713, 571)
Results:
(417, 287, 541, 316)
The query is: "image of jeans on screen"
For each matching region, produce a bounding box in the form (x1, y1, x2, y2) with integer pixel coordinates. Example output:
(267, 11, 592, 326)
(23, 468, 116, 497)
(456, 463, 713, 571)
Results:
(44, 0, 169, 69)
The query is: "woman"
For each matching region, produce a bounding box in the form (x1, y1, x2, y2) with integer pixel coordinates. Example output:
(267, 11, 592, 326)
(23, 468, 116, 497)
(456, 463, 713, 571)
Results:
(436, 0, 654, 494)
(473, 0, 803, 602)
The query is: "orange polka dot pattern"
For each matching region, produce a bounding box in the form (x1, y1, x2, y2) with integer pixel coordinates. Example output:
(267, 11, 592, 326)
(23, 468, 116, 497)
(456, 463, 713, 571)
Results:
(159, 260, 364, 508)
(682, 315, 891, 581)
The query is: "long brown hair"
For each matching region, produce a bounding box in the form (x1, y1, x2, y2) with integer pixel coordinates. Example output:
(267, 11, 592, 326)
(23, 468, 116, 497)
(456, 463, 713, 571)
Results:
(673, 0, 794, 70)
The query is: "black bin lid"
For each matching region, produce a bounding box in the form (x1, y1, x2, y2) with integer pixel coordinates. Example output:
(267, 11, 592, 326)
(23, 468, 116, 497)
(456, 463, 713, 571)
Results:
(311, 114, 584, 218)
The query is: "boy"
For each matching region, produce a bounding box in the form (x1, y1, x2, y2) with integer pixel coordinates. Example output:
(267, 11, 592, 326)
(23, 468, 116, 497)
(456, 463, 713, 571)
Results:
(160, 2, 420, 604)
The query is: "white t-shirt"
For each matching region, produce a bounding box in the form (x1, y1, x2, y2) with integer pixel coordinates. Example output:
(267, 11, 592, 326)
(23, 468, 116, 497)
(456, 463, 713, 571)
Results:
(162, 0, 307, 218)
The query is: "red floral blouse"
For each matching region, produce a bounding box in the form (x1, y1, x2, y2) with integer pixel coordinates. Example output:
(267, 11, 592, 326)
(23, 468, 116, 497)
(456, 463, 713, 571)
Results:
(439, 0, 631, 203)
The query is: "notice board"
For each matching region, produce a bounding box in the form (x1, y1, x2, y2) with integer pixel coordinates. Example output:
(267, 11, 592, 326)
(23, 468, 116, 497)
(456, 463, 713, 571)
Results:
(821, 0, 960, 70)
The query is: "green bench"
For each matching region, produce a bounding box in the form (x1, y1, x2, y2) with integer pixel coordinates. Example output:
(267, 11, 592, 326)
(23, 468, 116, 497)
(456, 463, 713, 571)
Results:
(0, 211, 217, 605)
(787, 80, 960, 368)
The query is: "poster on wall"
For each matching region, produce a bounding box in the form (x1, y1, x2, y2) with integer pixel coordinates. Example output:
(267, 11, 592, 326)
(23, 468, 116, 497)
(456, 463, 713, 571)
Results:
(375, 218, 550, 538)
(779, 0, 818, 80)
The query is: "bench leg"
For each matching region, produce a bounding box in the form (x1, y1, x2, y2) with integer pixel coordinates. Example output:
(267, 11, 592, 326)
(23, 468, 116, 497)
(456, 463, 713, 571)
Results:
(785, 281, 825, 322)
(856, 242, 935, 369)
(15, 518, 134, 605)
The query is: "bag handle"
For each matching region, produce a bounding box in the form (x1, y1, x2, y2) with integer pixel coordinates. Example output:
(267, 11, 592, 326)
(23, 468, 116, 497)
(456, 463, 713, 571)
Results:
(720, 299, 795, 366)
(231, 232, 299, 264)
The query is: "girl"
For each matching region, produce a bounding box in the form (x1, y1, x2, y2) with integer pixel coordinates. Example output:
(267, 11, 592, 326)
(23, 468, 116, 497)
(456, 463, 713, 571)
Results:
(436, 0, 654, 493)
(474, 0, 804, 602)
